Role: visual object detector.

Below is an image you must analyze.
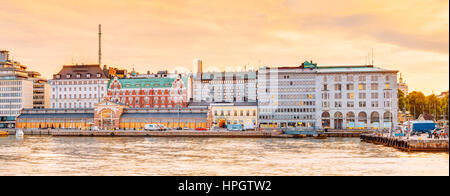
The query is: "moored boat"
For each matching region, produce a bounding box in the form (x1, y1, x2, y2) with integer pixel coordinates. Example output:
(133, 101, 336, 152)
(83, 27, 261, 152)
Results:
(0, 131, 8, 136)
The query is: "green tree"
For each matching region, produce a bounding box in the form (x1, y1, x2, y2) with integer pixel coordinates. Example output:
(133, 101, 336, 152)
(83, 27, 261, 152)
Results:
(425, 94, 440, 120)
(406, 91, 426, 119)
(398, 89, 407, 111)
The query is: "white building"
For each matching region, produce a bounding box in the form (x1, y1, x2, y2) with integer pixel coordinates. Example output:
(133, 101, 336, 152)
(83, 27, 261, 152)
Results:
(50, 64, 109, 109)
(315, 65, 398, 130)
(192, 71, 257, 103)
(1, 50, 43, 128)
(257, 61, 317, 129)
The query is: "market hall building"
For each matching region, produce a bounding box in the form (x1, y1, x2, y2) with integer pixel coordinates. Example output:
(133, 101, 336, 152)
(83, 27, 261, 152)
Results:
(16, 100, 211, 130)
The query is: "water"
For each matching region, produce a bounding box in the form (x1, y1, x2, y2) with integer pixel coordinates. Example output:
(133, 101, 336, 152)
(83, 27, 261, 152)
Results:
(0, 136, 448, 176)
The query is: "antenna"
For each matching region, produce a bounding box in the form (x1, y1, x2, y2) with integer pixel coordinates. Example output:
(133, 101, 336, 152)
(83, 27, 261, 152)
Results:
(98, 24, 102, 66)
(371, 48, 374, 65)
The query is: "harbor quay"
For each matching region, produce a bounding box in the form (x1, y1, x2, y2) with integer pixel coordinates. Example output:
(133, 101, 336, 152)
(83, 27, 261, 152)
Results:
(360, 133, 449, 152)
(3, 128, 371, 138)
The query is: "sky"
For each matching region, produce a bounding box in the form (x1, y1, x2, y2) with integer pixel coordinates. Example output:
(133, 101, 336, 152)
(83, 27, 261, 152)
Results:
(1, 0, 448, 95)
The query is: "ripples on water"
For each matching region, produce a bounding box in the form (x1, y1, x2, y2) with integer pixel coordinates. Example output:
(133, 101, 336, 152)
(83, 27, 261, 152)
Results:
(0, 136, 448, 176)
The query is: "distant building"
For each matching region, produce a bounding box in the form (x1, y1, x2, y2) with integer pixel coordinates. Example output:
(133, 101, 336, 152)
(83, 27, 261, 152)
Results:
(397, 73, 408, 95)
(210, 102, 258, 128)
(192, 71, 258, 103)
(106, 74, 189, 108)
(257, 61, 317, 129)
(0, 50, 49, 128)
(49, 64, 109, 109)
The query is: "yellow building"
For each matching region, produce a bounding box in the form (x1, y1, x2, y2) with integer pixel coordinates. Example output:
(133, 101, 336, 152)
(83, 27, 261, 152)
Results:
(210, 102, 258, 129)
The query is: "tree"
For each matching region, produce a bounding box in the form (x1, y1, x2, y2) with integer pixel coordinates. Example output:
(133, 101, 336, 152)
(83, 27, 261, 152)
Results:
(425, 94, 440, 120)
(406, 91, 426, 119)
(398, 89, 407, 111)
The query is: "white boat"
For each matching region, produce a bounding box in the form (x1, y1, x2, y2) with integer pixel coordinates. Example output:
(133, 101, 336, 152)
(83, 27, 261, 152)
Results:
(16, 129, 24, 137)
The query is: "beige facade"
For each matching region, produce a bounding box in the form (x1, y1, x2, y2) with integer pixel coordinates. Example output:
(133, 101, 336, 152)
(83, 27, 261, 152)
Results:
(210, 103, 258, 128)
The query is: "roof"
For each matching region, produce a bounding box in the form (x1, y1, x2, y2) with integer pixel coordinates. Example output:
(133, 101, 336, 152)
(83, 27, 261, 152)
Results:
(121, 113, 207, 119)
(317, 65, 398, 73)
(53, 64, 108, 80)
(109, 77, 187, 89)
(17, 113, 94, 119)
(200, 71, 257, 80)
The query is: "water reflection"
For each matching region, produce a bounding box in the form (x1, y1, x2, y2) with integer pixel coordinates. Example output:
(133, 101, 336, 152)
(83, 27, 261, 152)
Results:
(0, 136, 448, 176)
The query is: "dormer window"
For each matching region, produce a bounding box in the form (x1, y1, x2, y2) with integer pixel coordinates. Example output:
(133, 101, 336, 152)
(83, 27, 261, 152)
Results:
(56, 75, 60, 79)
(76, 74, 81, 78)
(86, 74, 91, 78)
(96, 73, 101, 78)
(66, 74, 71, 78)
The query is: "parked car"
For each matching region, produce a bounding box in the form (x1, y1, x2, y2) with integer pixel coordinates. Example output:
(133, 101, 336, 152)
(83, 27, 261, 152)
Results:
(175, 127, 183, 130)
(195, 127, 208, 131)
(88, 126, 99, 131)
(145, 124, 165, 131)
(227, 124, 244, 131)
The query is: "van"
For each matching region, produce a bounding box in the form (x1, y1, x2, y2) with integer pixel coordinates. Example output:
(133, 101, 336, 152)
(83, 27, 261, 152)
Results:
(144, 124, 163, 131)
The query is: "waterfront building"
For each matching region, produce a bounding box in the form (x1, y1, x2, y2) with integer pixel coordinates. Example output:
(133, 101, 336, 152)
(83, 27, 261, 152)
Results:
(0, 50, 49, 128)
(106, 73, 189, 108)
(210, 102, 258, 128)
(28, 71, 50, 109)
(256, 61, 398, 130)
(315, 64, 398, 130)
(192, 71, 257, 103)
(49, 64, 109, 109)
(257, 61, 318, 129)
(16, 100, 211, 129)
(398, 73, 408, 95)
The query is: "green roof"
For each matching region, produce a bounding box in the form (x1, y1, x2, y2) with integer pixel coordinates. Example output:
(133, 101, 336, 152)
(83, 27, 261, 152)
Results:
(109, 78, 176, 89)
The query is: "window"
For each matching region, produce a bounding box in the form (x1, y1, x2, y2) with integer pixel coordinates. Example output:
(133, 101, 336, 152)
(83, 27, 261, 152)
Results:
(371, 76, 378, 81)
(371, 101, 379, 107)
(347, 101, 354, 107)
(371, 83, 378, 90)
(358, 83, 366, 90)
(359, 101, 366, 107)
(346, 84, 354, 90)
(358, 76, 366, 81)
(335, 84, 342, 91)
(359, 93, 366, 99)
(334, 101, 342, 108)
(347, 92, 354, 99)
(371, 92, 378, 99)
(347, 76, 353, 82)
(385, 83, 390, 89)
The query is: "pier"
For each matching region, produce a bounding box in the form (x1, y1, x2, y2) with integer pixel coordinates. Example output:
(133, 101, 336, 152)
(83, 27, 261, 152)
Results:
(2, 128, 373, 138)
(360, 134, 449, 152)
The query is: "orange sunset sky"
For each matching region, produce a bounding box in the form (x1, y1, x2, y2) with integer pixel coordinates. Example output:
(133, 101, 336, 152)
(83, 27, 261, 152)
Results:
(1, 0, 448, 95)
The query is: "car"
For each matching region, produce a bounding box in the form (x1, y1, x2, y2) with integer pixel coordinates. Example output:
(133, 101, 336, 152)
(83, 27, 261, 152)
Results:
(88, 126, 99, 131)
(175, 127, 183, 130)
(145, 124, 165, 131)
(195, 127, 208, 131)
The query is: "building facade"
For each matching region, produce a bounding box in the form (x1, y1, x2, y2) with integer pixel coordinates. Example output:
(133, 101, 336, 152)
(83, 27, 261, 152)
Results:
(257, 61, 318, 129)
(0, 50, 49, 128)
(192, 71, 257, 103)
(16, 100, 211, 130)
(106, 74, 189, 108)
(210, 102, 258, 128)
(50, 64, 109, 109)
(315, 65, 398, 130)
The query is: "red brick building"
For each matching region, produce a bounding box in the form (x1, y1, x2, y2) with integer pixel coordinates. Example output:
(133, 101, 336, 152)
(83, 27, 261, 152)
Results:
(106, 76, 188, 108)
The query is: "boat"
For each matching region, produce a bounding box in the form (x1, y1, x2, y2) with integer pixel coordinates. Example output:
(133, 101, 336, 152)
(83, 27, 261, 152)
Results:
(16, 129, 24, 137)
(313, 133, 328, 139)
(0, 131, 8, 137)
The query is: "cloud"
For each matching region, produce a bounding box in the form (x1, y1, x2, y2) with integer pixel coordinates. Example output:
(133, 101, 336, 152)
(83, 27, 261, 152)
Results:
(0, 0, 448, 94)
